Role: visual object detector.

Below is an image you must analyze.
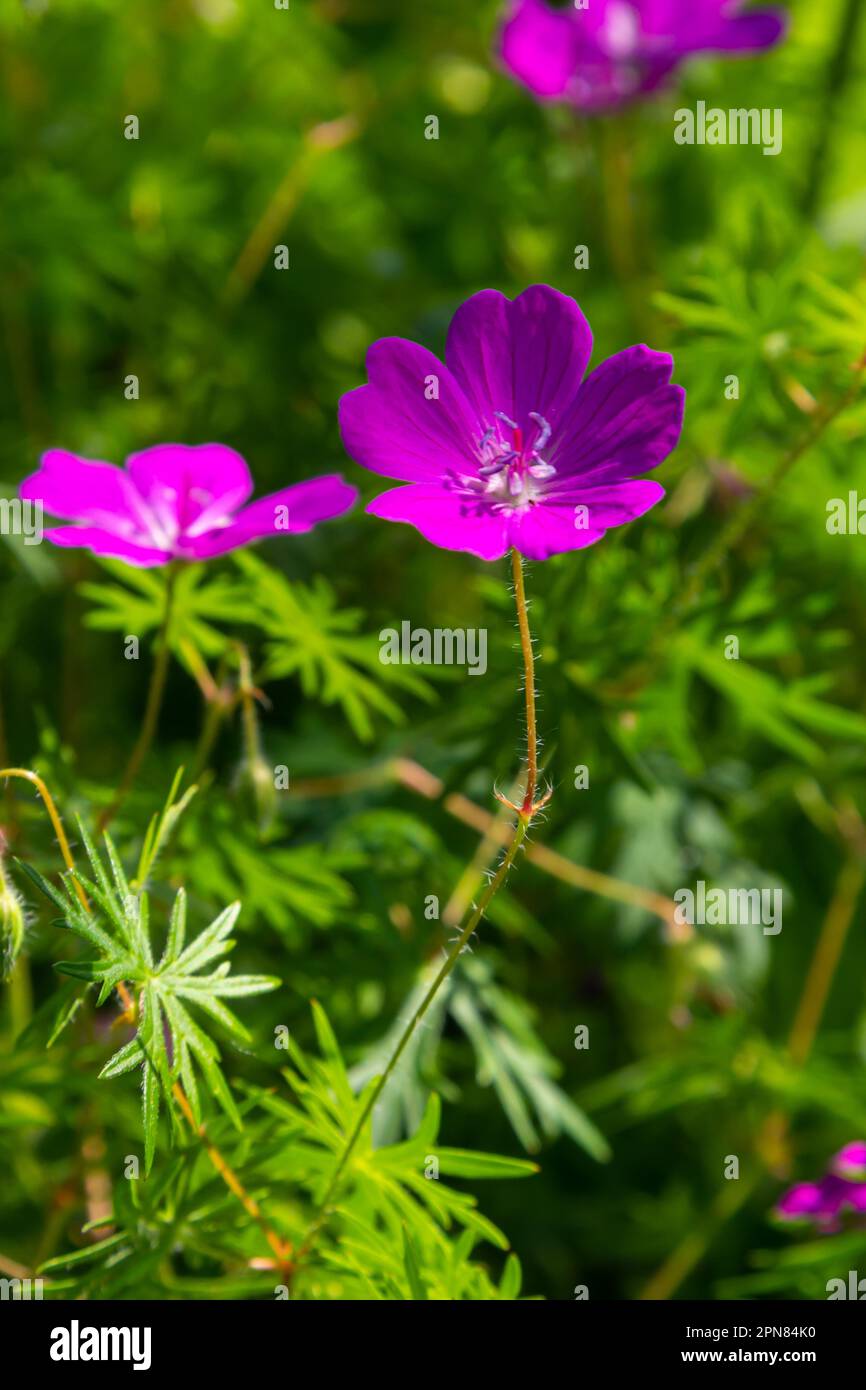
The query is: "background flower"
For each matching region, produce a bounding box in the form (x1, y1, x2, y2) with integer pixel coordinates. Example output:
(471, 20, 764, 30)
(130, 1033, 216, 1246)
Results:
(777, 1143, 866, 1231)
(499, 0, 787, 110)
(340, 284, 684, 561)
(20, 444, 357, 567)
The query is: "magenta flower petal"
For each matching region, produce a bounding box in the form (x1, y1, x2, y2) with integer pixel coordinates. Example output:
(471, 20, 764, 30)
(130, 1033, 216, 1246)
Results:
(845, 1183, 866, 1212)
(43, 525, 172, 568)
(776, 1183, 825, 1220)
(126, 444, 253, 543)
(694, 11, 788, 51)
(499, 0, 580, 101)
(185, 476, 358, 560)
(816, 1175, 864, 1227)
(20, 450, 141, 529)
(776, 1146, 866, 1232)
(510, 480, 664, 560)
(552, 347, 686, 485)
(20, 444, 357, 566)
(498, 0, 788, 111)
(832, 1142, 866, 1181)
(508, 505, 607, 561)
(338, 338, 478, 484)
(445, 290, 518, 422)
(367, 484, 510, 562)
(340, 285, 684, 562)
(446, 286, 593, 431)
(561, 478, 666, 524)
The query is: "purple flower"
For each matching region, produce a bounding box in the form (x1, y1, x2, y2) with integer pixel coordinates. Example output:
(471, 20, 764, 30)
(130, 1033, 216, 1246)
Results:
(776, 1143, 866, 1232)
(339, 284, 684, 562)
(20, 443, 357, 568)
(499, 0, 787, 111)
(832, 1141, 866, 1181)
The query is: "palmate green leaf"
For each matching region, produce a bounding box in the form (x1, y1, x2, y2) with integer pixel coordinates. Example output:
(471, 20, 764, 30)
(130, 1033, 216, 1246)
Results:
(35, 1142, 287, 1299)
(234, 550, 434, 740)
(677, 629, 866, 766)
(801, 271, 866, 359)
(348, 959, 451, 1146)
(24, 836, 278, 1172)
(182, 831, 356, 941)
(352, 954, 610, 1161)
(79, 559, 255, 670)
(251, 1004, 536, 1298)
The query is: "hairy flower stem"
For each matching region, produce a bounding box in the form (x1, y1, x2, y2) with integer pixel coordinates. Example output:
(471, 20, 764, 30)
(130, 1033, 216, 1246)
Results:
(295, 549, 546, 1269)
(0, 768, 90, 913)
(512, 549, 538, 813)
(292, 757, 678, 926)
(98, 563, 179, 833)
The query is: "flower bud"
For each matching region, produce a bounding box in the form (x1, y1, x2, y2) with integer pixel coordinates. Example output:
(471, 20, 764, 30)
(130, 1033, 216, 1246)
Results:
(1, 856, 25, 980)
(240, 755, 278, 834)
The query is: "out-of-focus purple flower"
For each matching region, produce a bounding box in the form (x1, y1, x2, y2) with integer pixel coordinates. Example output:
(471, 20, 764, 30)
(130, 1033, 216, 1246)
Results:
(339, 284, 684, 562)
(832, 1142, 866, 1181)
(776, 1143, 866, 1232)
(499, 0, 788, 112)
(20, 444, 357, 568)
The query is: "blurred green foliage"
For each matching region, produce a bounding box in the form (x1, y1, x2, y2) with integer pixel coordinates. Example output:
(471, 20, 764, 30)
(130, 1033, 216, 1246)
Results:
(2, 0, 866, 1300)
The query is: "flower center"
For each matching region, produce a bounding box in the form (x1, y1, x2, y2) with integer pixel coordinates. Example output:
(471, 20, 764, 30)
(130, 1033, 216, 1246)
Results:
(469, 411, 556, 510)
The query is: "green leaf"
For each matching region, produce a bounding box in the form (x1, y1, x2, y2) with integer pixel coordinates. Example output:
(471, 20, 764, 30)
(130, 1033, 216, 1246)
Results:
(499, 1253, 522, 1300)
(234, 551, 434, 740)
(99, 1038, 145, 1080)
(39, 831, 275, 1166)
(436, 1149, 539, 1179)
(401, 1227, 428, 1300)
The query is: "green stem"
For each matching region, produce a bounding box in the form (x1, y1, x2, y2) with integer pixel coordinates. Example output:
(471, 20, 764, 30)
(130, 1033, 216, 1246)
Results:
(597, 111, 649, 338)
(189, 697, 228, 784)
(297, 816, 531, 1263)
(512, 550, 538, 813)
(802, 0, 865, 219)
(295, 548, 544, 1268)
(97, 564, 179, 832)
